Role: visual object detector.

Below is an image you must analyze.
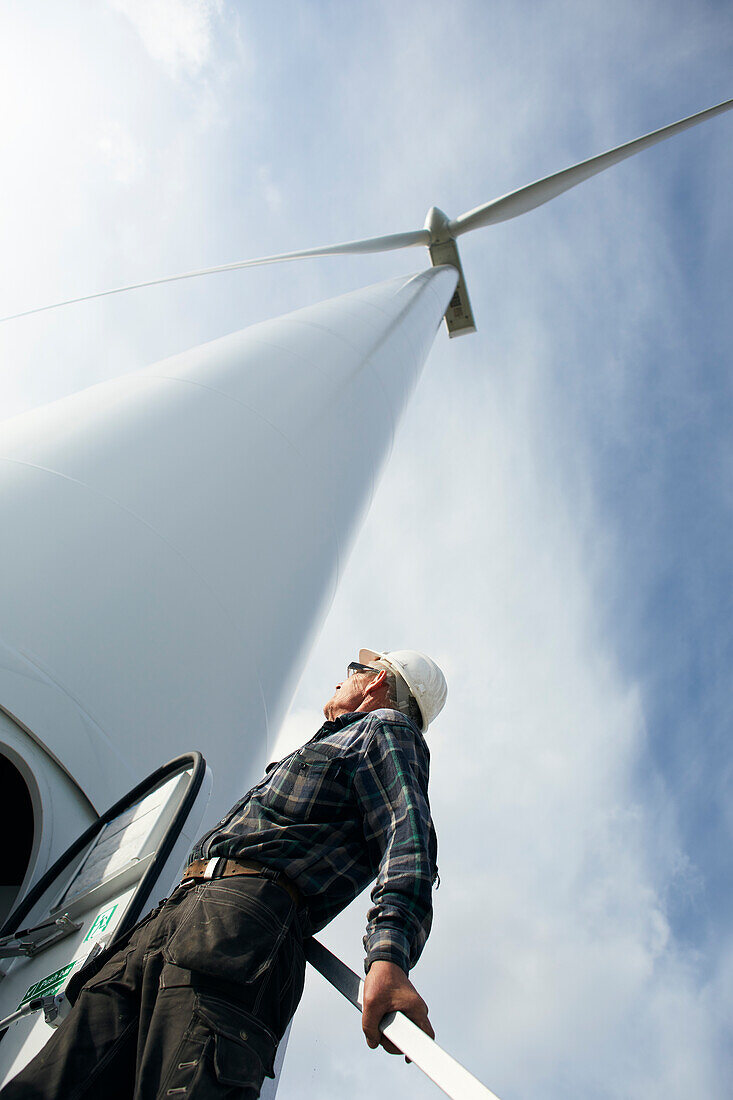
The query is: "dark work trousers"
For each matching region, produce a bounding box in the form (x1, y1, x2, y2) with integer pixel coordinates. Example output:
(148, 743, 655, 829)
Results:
(1, 876, 306, 1100)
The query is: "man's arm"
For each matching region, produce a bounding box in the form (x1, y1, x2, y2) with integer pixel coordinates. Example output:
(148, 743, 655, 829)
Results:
(353, 713, 438, 1054)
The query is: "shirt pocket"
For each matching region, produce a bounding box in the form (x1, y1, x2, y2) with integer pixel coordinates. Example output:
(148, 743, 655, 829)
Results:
(295, 742, 343, 771)
(269, 740, 352, 822)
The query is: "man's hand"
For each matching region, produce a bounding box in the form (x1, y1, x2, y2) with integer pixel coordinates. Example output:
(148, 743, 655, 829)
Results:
(362, 960, 434, 1060)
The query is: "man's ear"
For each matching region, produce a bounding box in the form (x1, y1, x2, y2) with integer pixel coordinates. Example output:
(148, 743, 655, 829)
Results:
(364, 669, 387, 698)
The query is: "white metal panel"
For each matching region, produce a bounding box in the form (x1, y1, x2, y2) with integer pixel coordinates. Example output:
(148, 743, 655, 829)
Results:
(0, 267, 457, 824)
(0, 640, 125, 809)
(0, 460, 267, 806)
(0, 711, 95, 902)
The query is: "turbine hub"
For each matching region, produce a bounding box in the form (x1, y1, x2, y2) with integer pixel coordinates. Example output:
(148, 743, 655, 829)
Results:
(424, 206, 453, 244)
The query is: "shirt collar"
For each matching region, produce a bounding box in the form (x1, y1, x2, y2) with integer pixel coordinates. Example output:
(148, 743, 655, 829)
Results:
(314, 711, 365, 740)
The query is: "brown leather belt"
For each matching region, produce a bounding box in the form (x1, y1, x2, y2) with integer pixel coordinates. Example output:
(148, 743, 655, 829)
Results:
(181, 857, 302, 908)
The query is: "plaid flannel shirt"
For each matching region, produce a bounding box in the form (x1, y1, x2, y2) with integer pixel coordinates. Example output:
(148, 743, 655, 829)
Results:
(188, 709, 437, 974)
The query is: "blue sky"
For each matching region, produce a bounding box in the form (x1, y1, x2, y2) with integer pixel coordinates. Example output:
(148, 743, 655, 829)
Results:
(1, 2, 733, 1097)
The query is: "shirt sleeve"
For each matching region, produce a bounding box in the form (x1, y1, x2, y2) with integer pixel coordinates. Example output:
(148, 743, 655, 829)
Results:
(353, 713, 437, 975)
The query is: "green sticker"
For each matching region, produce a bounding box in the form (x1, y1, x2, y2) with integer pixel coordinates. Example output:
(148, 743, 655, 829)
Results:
(83, 903, 118, 943)
(19, 962, 77, 1007)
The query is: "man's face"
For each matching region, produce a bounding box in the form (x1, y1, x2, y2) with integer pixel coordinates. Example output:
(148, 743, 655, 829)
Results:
(323, 665, 385, 721)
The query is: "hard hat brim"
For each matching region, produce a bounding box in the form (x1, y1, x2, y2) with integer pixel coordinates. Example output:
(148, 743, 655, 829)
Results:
(358, 647, 427, 732)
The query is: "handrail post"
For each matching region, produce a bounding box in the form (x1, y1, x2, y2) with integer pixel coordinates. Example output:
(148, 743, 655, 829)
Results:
(304, 938, 503, 1100)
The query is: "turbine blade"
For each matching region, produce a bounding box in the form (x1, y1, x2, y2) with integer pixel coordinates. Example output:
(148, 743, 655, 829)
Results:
(450, 97, 733, 236)
(0, 229, 430, 323)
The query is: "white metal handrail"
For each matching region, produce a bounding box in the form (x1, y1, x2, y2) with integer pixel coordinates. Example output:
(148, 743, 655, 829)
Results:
(304, 939, 502, 1100)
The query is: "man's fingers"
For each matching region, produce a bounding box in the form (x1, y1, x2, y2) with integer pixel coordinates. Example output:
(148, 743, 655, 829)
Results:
(400, 1000, 433, 1037)
(390, 1007, 434, 1059)
(361, 1001, 382, 1049)
(380, 1036, 402, 1055)
(364, 1004, 435, 1057)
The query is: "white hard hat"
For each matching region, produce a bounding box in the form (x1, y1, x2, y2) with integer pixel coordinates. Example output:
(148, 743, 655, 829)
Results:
(359, 648, 447, 732)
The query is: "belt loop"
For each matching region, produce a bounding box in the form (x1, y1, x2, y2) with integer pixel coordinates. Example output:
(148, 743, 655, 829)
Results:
(203, 857, 223, 880)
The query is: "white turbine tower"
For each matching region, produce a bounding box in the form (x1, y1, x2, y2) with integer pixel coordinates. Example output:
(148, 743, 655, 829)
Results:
(0, 97, 731, 1098)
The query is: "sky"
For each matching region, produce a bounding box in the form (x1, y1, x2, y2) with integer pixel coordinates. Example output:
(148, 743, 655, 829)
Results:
(1, 1, 733, 1097)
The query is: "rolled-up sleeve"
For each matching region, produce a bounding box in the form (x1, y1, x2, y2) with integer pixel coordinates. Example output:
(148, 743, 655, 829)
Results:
(353, 714, 437, 974)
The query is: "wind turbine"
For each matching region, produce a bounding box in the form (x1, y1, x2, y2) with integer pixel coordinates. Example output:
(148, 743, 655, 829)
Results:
(0, 96, 730, 1096)
(4, 96, 732, 337)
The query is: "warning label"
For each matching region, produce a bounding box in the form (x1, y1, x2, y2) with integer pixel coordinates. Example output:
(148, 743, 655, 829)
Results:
(19, 962, 77, 1007)
(84, 903, 118, 943)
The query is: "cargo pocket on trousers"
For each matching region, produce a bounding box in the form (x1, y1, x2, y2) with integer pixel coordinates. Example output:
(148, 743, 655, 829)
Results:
(195, 993, 276, 1090)
(75, 948, 132, 995)
(162, 880, 290, 986)
(214, 1034, 266, 1092)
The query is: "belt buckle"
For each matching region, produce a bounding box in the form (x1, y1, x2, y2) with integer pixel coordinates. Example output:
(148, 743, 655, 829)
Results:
(203, 857, 223, 880)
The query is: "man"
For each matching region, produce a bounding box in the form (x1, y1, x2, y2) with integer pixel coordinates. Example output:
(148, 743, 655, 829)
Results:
(2, 647, 446, 1099)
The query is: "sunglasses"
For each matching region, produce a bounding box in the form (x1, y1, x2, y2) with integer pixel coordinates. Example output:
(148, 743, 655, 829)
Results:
(346, 661, 381, 678)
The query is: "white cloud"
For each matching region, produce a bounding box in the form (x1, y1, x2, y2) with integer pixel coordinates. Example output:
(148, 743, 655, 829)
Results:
(257, 164, 285, 216)
(98, 122, 145, 185)
(109, 0, 222, 78)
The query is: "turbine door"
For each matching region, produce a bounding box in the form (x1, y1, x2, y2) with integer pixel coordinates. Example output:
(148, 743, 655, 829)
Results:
(0, 710, 97, 930)
(0, 752, 211, 1087)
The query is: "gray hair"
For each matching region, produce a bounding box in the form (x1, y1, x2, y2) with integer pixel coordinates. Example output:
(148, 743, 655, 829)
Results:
(372, 661, 422, 728)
